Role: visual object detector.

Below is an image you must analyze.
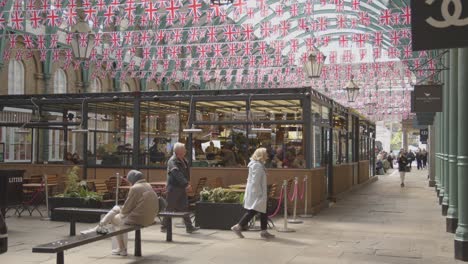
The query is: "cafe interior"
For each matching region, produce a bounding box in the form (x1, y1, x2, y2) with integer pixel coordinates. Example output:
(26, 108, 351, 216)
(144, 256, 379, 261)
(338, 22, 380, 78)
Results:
(0, 87, 375, 213)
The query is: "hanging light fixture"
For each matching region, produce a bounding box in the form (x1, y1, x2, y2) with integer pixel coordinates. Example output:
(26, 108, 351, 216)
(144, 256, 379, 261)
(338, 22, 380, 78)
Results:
(71, 98, 88, 133)
(70, 20, 95, 60)
(343, 75, 360, 103)
(183, 95, 202, 133)
(303, 49, 326, 78)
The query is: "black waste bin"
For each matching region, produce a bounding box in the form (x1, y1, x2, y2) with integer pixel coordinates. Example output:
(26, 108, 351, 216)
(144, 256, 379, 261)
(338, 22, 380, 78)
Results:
(0, 213, 7, 254)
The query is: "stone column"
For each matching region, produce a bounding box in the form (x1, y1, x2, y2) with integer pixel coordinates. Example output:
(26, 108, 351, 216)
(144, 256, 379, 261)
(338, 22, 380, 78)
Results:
(442, 53, 450, 215)
(447, 49, 458, 232)
(455, 48, 468, 261)
(428, 125, 436, 187)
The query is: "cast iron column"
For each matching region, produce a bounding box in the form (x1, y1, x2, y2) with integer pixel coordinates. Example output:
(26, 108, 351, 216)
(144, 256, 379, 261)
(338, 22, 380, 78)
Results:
(132, 94, 141, 169)
(447, 49, 458, 232)
(455, 48, 468, 261)
(442, 53, 450, 215)
(436, 112, 442, 195)
(428, 125, 436, 187)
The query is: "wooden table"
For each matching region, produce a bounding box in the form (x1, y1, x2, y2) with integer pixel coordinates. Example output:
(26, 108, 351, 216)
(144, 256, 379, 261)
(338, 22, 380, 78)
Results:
(149, 181, 166, 187)
(23, 183, 58, 188)
(228, 184, 246, 189)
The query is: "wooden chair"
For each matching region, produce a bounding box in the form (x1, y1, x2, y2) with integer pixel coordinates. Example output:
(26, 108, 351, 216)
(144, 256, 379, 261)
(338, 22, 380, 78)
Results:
(87, 179, 111, 199)
(44, 174, 59, 195)
(187, 177, 208, 210)
(105, 176, 130, 200)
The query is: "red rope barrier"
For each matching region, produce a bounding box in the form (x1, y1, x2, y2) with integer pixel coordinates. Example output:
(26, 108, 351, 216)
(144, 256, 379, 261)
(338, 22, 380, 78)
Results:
(288, 181, 298, 202)
(299, 179, 306, 200)
(268, 185, 284, 218)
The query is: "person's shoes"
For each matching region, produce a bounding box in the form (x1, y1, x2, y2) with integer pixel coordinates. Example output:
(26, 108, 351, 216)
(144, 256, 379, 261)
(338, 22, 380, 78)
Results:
(231, 224, 244, 239)
(260, 230, 275, 239)
(160, 227, 167, 233)
(401, 183, 405, 188)
(80, 225, 99, 235)
(96, 225, 109, 235)
(186, 226, 200, 233)
(112, 248, 127, 256)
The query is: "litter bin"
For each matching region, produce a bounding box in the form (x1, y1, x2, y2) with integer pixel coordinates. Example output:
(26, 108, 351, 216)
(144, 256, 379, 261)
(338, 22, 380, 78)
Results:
(0, 212, 6, 254)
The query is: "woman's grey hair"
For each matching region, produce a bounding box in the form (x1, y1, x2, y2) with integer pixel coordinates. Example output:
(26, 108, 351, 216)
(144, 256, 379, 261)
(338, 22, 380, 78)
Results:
(173, 142, 186, 155)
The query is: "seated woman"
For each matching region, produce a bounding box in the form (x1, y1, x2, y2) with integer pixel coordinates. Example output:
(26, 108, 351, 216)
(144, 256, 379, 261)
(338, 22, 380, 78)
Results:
(81, 170, 159, 256)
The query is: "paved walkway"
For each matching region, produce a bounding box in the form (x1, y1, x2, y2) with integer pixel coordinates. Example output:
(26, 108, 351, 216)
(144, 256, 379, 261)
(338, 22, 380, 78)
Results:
(0, 168, 462, 264)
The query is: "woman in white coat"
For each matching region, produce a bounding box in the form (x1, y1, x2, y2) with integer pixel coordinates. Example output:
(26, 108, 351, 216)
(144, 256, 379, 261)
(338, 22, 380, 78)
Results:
(231, 148, 275, 239)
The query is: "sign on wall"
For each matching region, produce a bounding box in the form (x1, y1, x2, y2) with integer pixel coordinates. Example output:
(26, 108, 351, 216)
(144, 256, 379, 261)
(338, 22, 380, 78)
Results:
(411, 0, 468, 50)
(413, 85, 443, 112)
(420, 128, 429, 144)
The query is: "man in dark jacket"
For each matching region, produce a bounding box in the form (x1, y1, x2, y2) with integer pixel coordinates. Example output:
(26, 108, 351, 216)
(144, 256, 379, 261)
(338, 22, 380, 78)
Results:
(161, 142, 198, 233)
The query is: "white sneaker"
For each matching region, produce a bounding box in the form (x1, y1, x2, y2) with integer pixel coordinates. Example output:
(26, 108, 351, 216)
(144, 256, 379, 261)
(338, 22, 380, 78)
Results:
(112, 248, 127, 256)
(80, 225, 98, 235)
(231, 224, 244, 239)
(260, 230, 275, 239)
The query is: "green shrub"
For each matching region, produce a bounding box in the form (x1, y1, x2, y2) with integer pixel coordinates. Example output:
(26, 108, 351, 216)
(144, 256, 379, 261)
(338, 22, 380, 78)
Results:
(55, 166, 103, 202)
(199, 187, 242, 204)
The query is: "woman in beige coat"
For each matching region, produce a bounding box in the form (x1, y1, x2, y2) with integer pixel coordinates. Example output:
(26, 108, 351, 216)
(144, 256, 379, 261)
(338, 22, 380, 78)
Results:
(231, 148, 275, 239)
(81, 170, 159, 256)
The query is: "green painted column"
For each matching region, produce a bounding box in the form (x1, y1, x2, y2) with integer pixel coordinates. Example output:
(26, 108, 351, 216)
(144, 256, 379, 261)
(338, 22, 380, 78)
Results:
(455, 48, 468, 261)
(435, 113, 441, 192)
(442, 53, 450, 215)
(438, 55, 448, 205)
(447, 49, 458, 232)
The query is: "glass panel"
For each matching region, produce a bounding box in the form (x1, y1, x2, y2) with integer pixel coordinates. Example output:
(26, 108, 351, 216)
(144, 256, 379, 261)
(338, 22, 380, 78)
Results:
(250, 100, 302, 122)
(321, 106, 330, 125)
(313, 126, 322, 167)
(195, 101, 246, 122)
(311, 102, 321, 123)
(139, 101, 188, 167)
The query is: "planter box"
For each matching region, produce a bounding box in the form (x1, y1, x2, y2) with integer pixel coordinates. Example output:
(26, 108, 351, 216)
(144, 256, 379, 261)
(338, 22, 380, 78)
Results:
(195, 202, 245, 230)
(49, 197, 102, 223)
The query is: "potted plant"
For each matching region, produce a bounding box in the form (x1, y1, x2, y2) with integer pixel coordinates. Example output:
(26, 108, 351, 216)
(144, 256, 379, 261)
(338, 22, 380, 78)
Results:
(49, 166, 104, 222)
(195, 188, 245, 230)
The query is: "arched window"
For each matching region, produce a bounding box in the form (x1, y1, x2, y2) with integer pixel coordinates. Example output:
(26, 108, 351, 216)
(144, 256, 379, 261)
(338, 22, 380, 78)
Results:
(54, 68, 67, 94)
(121, 83, 130, 92)
(8, 60, 24, 95)
(91, 78, 102, 93)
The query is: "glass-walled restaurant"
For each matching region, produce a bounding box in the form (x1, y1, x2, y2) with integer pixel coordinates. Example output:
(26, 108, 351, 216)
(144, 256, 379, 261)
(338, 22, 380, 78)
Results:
(0, 87, 375, 201)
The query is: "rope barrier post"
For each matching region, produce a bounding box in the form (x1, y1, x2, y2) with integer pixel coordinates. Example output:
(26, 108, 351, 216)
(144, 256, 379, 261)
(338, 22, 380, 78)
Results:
(300, 175, 313, 218)
(115, 172, 120, 206)
(41, 162, 51, 221)
(288, 177, 303, 224)
(277, 180, 295, 232)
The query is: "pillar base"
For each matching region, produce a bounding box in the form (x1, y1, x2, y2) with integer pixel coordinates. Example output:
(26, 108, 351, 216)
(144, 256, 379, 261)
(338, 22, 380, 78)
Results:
(439, 195, 444, 205)
(446, 217, 458, 233)
(437, 189, 440, 196)
(455, 240, 468, 261)
(429, 180, 436, 187)
(442, 204, 448, 216)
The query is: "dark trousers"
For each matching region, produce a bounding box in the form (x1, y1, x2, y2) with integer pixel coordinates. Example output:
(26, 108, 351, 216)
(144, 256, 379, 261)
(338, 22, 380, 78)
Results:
(162, 187, 193, 229)
(417, 159, 422, 170)
(238, 209, 268, 230)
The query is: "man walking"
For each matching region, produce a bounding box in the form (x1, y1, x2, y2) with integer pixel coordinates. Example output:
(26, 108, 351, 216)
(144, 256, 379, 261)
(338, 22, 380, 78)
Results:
(161, 142, 199, 233)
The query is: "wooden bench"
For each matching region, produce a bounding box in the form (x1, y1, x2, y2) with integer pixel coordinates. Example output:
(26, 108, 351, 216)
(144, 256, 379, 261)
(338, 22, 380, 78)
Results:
(32, 225, 144, 264)
(53, 207, 110, 236)
(157, 211, 191, 242)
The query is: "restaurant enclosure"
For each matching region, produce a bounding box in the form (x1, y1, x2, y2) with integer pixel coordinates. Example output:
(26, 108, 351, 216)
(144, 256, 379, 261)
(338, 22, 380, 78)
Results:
(0, 87, 375, 213)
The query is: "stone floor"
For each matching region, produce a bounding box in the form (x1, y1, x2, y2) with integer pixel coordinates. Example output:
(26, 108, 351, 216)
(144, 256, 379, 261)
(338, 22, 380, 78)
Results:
(0, 168, 463, 264)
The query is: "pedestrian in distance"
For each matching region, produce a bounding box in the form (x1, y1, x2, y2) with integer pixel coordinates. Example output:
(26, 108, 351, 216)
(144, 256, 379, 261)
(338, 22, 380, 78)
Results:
(231, 147, 275, 239)
(161, 142, 199, 233)
(398, 151, 408, 188)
